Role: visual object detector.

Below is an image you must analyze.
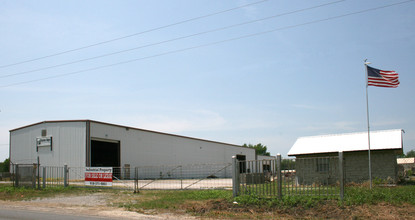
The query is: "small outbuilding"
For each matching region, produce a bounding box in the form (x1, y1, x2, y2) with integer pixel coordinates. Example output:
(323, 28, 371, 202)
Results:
(9, 120, 256, 178)
(288, 129, 404, 184)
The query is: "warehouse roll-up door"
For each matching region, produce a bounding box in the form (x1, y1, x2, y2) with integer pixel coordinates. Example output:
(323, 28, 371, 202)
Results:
(91, 139, 120, 167)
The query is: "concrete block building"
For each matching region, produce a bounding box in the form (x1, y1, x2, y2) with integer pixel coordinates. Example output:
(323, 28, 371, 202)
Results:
(288, 129, 404, 184)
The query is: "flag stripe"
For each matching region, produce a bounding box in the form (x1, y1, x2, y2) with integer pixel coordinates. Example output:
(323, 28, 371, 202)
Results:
(367, 65, 399, 88)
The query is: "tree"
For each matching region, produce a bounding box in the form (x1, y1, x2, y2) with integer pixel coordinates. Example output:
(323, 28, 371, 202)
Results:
(0, 158, 10, 172)
(242, 143, 271, 156)
(281, 159, 295, 170)
(398, 150, 415, 158)
(406, 150, 415, 158)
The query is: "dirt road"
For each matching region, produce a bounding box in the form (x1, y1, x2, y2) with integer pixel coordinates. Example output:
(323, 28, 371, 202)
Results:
(0, 193, 194, 220)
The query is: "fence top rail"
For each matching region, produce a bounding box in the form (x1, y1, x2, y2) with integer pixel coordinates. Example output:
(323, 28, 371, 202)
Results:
(241, 159, 276, 163)
(60, 163, 233, 170)
(290, 156, 339, 160)
(135, 163, 232, 169)
(13, 163, 37, 166)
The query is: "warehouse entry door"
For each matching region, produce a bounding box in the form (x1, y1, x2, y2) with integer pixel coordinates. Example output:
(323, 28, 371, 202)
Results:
(90, 139, 120, 167)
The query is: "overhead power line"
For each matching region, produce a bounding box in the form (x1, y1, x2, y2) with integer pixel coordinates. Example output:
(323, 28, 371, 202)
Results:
(1, 0, 413, 88)
(0, 0, 345, 79)
(0, 0, 269, 69)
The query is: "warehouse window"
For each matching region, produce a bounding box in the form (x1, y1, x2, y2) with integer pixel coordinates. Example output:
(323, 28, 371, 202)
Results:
(316, 158, 329, 173)
(41, 129, 47, 137)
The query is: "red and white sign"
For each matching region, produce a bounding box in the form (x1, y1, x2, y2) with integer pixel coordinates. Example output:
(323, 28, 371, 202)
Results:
(85, 167, 113, 186)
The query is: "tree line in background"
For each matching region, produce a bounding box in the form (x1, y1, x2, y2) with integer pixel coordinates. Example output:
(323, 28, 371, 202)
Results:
(242, 143, 271, 156)
(0, 158, 10, 172)
(399, 150, 415, 158)
(243, 143, 295, 170)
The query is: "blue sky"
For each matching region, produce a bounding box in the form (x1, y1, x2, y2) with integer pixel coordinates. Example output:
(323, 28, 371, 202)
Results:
(1, 0, 414, 161)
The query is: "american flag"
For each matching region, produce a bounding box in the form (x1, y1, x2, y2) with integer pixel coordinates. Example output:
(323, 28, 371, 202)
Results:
(367, 65, 399, 88)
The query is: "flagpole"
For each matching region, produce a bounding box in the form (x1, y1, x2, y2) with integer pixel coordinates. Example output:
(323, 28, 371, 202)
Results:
(364, 59, 372, 189)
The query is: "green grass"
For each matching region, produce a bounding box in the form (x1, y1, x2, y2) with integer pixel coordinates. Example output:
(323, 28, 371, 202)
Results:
(117, 190, 233, 210)
(342, 185, 415, 206)
(234, 185, 415, 209)
(0, 183, 104, 201)
(240, 183, 340, 198)
(2, 183, 415, 218)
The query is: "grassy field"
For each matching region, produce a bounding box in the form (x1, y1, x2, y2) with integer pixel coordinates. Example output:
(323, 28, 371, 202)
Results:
(1, 183, 415, 219)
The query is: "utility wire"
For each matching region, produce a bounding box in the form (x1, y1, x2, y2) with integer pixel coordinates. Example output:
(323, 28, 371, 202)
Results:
(1, 0, 413, 88)
(0, 0, 269, 69)
(0, 0, 345, 79)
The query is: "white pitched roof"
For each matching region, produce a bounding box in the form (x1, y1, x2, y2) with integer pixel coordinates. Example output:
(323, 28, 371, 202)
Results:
(288, 129, 403, 156)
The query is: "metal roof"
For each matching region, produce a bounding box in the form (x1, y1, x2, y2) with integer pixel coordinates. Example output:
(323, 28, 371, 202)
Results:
(9, 119, 245, 148)
(288, 129, 403, 156)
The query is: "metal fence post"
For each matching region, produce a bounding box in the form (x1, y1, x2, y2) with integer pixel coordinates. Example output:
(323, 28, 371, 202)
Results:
(37, 157, 40, 189)
(134, 167, 139, 193)
(232, 156, 240, 197)
(43, 167, 46, 188)
(32, 163, 37, 189)
(64, 165, 68, 187)
(277, 154, 282, 199)
(180, 165, 183, 190)
(15, 164, 19, 187)
(339, 151, 344, 200)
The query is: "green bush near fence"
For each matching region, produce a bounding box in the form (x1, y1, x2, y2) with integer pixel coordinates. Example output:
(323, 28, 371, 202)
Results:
(342, 185, 415, 206)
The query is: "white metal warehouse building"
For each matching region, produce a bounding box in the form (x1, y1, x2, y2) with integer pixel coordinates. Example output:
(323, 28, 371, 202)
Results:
(9, 120, 256, 178)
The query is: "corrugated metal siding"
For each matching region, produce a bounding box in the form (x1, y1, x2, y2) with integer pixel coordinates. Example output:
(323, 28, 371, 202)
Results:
(90, 121, 255, 167)
(10, 121, 86, 167)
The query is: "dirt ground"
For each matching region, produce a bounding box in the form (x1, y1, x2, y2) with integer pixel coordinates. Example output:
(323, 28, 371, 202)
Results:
(181, 198, 415, 219)
(1, 192, 415, 219)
